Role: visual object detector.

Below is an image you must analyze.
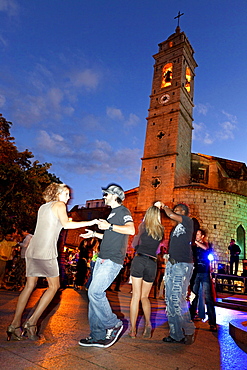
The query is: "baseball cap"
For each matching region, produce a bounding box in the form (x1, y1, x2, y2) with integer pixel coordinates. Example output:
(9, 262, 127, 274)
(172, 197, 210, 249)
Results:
(101, 183, 125, 201)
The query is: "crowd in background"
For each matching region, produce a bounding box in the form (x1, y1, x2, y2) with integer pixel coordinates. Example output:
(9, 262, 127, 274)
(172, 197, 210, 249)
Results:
(0, 228, 32, 291)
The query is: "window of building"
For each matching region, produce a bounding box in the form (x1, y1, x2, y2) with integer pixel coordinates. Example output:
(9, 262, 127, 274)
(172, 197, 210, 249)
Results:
(161, 63, 173, 88)
(185, 67, 191, 93)
(198, 168, 206, 180)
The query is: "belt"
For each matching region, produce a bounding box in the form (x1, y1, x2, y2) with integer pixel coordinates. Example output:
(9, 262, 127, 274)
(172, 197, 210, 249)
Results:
(137, 253, 157, 262)
(168, 257, 180, 265)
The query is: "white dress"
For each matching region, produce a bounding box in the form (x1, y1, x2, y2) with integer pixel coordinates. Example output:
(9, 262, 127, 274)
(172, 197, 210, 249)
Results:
(25, 202, 63, 277)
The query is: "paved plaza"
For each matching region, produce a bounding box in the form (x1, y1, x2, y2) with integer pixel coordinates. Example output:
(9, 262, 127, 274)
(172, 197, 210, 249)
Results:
(0, 283, 247, 370)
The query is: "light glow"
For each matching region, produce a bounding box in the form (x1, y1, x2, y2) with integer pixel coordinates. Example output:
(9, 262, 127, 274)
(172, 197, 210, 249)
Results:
(161, 63, 173, 88)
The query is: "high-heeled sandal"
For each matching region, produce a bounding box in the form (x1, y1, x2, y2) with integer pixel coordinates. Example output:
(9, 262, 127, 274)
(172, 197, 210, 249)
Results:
(22, 322, 39, 340)
(128, 328, 136, 338)
(128, 331, 136, 338)
(6, 325, 23, 341)
(143, 326, 152, 338)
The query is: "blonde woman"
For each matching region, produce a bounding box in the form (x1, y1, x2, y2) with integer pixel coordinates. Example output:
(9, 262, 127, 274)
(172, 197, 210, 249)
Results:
(129, 206, 164, 338)
(7, 183, 98, 341)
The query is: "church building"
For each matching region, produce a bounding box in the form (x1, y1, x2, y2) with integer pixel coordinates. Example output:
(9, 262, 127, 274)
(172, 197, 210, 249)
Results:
(123, 24, 247, 273)
(69, 24, 247, 275)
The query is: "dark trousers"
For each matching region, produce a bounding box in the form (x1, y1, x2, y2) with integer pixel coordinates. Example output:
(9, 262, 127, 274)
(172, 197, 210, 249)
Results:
(190, 272, 216, 326)
(230, 256, 239, 275)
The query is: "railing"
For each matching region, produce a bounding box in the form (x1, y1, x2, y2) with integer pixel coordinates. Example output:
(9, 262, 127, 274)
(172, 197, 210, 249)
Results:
(215, 274, 247, 294)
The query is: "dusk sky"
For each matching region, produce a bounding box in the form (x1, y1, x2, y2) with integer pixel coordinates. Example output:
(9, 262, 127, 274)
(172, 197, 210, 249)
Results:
(1, 0, 247, 208)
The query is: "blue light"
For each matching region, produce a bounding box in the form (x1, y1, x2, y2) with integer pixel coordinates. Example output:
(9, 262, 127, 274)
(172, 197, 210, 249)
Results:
(208, 253, 214, 261)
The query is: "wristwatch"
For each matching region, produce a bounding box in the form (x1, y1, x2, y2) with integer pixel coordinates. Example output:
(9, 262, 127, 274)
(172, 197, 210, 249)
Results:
(109, 224, 113, 231)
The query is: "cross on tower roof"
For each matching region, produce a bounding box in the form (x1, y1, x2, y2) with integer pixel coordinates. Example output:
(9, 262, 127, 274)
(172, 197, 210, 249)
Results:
(174, 11, 184, 29)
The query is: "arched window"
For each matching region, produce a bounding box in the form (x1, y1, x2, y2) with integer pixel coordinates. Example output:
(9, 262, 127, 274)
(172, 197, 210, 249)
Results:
(237, 225, 246, 259)
(185, 67, 191, 92)
(161, 63, 173, 88)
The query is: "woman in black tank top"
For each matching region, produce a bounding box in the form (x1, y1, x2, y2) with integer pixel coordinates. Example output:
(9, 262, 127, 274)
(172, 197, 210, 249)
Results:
(129, 206, 164, 338)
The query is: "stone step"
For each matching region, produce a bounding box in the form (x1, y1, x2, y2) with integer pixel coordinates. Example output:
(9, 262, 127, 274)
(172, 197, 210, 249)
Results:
(222, 297, 247, 306)
(216, 300, 247, 312)
(229, 319, 247, 353)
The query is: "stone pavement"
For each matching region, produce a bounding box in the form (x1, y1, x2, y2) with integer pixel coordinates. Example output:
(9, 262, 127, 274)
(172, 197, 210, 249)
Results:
(0, 283, 247, 370)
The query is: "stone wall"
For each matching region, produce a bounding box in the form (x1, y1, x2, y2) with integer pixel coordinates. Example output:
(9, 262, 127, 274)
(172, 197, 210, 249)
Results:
(173, 187, 247, 273)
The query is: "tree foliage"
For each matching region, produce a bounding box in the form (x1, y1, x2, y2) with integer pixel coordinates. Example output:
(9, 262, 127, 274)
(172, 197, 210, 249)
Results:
(0, 114, 61, 235)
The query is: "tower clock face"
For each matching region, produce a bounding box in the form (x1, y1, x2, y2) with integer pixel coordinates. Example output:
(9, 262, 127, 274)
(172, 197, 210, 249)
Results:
(159, 93, 170, 104)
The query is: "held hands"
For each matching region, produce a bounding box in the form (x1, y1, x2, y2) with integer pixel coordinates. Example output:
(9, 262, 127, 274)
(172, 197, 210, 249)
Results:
(88, 219, 99, 226)
(80, 229, 95, 239)
(98, 219, 110, 230)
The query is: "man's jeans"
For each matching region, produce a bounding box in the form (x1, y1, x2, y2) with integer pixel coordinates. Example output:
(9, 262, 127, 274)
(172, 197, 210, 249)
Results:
(190, 272, 216, 326)
(88, 258, 122, 340)
(165, 261, 195, 341)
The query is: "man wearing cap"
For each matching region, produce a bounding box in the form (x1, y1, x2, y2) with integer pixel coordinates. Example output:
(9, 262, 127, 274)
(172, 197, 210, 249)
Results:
(79, 183, 135, 348)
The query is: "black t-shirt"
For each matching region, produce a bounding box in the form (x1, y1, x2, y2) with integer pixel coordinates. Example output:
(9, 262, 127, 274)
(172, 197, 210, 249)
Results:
(194, 244, 210, 273)
(169, 215, 193, 263)
(135, 224, 162, 257)
(228, 243, 241, 256)
(99, 205, 133, 265)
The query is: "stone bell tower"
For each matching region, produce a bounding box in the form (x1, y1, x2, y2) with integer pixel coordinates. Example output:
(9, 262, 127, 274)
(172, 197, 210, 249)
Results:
(137, 22, 197, 212)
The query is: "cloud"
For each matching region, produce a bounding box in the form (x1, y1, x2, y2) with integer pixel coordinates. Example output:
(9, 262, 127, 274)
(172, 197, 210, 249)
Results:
(47, 88, 64, 109)
(6, 57, 102, 126)
(192, 122, 214, 144)
(0, 0, 19, 17)
(36, 130, 141, 179)
(69, 68, 100, 90)
(106, 107, 140, 128)
(193, 109, 238, 144)
(37, 130, 74, 155)
(195, 103, 209, 116)
(106, 107, 124, 120)
(222, 110, 237, 124)
(125, 113, 140, 127)
(216, 110, 237, 140)
(216, 121, 236, 140)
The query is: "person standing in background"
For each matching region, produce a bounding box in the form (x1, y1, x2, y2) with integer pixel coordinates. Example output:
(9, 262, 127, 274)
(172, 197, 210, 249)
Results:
(228, 239, 241, 275)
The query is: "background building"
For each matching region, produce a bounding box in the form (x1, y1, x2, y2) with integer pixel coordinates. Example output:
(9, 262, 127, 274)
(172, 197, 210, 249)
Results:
(67, 25, 247, 274)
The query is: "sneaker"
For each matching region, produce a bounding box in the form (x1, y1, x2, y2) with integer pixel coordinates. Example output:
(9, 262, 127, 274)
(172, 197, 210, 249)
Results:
(163, 335, 185, 344)
(103, 322, 123, 348)
(79, 336, 106, 348)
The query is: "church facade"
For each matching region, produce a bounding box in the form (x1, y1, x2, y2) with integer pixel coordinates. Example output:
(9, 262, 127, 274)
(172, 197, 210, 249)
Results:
(123, 26, 247, 273)
(68, 25, 247, 274)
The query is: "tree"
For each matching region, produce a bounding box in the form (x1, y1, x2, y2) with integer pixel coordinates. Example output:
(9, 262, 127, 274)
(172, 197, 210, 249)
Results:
(0, 114, 61, 235)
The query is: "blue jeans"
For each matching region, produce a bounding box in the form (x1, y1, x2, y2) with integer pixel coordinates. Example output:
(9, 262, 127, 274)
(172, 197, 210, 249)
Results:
(88, 258, 122, 340)
(190, 272, 216, 326)
(165, 261, 195, 341)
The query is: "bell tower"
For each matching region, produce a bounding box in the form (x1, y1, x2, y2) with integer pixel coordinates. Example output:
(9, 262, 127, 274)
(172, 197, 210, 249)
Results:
(137, 23, 197, 212)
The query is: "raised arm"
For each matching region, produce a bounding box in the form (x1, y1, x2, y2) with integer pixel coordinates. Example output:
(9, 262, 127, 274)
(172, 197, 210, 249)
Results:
(195, 240, 209, 250)
(154, 201, 182, 223)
